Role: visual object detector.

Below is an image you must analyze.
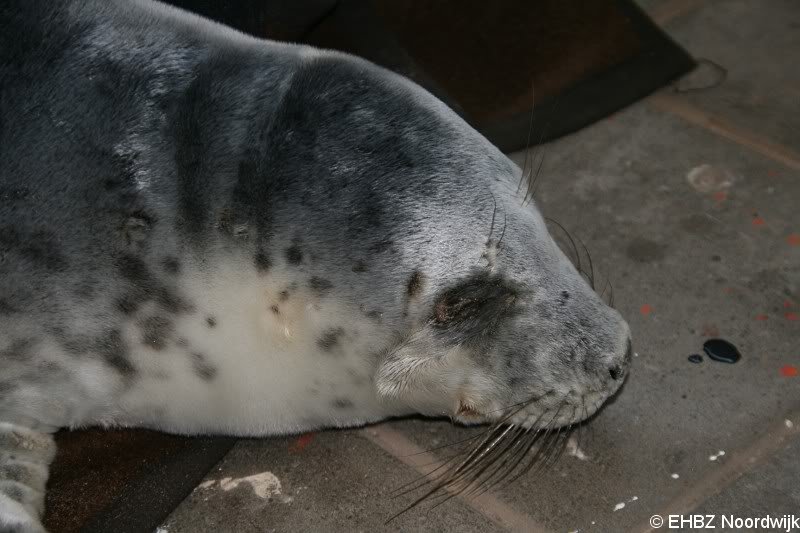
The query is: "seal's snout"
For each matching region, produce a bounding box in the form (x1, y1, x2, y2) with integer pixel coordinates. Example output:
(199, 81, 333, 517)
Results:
(607, 337, 632, 383)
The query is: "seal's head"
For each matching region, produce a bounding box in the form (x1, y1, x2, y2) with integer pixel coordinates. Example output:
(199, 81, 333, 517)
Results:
(373, 200, 633, 431)
(241, 52, 632, 430)
(293, 57, 635, 430)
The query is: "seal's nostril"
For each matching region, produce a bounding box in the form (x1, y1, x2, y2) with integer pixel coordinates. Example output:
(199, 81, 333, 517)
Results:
(609, 365, 622, 380)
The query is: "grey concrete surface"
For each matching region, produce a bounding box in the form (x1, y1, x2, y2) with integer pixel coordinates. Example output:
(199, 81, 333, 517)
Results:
(161, 430, 498, 533)
(161, 1, 800, 531)
(687, 436, 800, 533)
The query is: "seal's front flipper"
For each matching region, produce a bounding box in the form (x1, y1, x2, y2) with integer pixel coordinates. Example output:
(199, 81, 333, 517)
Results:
(0, 423, 56, 533)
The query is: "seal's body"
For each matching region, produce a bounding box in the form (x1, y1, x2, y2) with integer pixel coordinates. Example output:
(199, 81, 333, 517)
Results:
(0, 0, 632, 530)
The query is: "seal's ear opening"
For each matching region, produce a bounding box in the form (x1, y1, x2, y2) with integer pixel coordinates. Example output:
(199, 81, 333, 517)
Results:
(374, 330, 454, 401)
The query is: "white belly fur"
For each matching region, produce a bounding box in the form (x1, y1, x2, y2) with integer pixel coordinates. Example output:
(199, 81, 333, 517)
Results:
(113, 256, 403, 436)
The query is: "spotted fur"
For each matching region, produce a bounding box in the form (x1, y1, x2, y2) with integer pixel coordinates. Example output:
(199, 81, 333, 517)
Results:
(0, 0, 631, 530)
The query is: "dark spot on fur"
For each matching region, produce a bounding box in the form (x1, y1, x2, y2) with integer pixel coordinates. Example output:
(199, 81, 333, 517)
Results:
(407, 270, 425, 298)
(139, 315, 174, 350)
(155, 287, 194, 314)
(285, 244, 303, 265)
(206, 316, 217, 328)
(317, 327, 345, 351)
(0, 226, 68, 272)
(176, 337, 189, 348)
(352, 260, 368, 273)
(116, 254, 150, 282)
(626, 237, 667, 263)
(94, 329, 135, 376)
(50, 327, 87, 356)
(278, 290, 290, 302)
(309, 277, 333, 296)
(116, 294, 140, 315)
(332, 398, 353, 409)
(191, 352, 217, 381)
(254, 251, 271, 273)
(270, 305, 280, 315)
(162, 257, 181, 274)
(115, 254, 193, 314)
(0, 299, 18, 315)
(216, 208, 235, 235)
(0, 339, 35, 360)
(559, 290, 570, 305)
(2, 483, 25, 503)
(365, 309, 383, 321)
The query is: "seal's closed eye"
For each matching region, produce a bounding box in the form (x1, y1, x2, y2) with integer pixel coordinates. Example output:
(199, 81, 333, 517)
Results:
(430, 273, 519, 341)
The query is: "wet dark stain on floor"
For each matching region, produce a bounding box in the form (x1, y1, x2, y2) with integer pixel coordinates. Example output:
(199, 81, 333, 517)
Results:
(626, 237, 667, 263)
(702, 338, 741, 364)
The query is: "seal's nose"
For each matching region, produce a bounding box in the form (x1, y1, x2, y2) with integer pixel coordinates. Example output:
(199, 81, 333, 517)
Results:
(608, 338, 632, 381)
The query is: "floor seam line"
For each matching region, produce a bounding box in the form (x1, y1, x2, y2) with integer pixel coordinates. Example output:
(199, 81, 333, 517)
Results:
(630, 411, 800, 533)
(648, 92, 800, 171)
(358, 424, 553, 533)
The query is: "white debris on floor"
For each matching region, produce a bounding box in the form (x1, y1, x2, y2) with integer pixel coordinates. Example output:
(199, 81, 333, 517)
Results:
(709, 450, 726, 461)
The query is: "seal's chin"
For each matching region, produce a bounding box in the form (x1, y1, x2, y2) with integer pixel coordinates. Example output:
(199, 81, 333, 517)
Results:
(491, 386, 622, 430)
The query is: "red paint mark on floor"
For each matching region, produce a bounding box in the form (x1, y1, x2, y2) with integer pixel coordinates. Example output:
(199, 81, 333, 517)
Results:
(755, 314, 768, 321)
(752, 216, 766, 227)
(785, 300, 794, 308)
(701, 324, 720, 337)
(712, 190, 727, 202)
(767, 169, 779, 177)
(785, 312, 799, 321)
(723, 287, 734, 294)
(289, 433, 315, 453)
(788, 234, 800, 246)
(640, 304, 653, 316)
(780, 365, 798, 378)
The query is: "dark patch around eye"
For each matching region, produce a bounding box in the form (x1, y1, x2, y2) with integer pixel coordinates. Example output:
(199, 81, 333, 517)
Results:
(431, 273, 519, 341)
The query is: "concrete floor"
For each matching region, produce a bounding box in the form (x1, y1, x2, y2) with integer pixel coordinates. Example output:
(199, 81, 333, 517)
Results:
(160, 1, 800, 531)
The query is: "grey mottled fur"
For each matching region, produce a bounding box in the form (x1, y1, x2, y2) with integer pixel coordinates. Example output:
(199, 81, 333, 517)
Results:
(0, 0, 632, 530)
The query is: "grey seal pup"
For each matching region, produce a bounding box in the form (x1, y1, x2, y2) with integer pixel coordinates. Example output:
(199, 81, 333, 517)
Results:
(0, 0, 632, 530)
